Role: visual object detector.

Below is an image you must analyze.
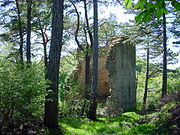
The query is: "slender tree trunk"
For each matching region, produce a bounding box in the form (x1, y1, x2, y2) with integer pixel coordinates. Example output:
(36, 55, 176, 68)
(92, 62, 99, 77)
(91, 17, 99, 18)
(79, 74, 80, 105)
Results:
(162, 13, 167, 97)
(71, 1, 92, 116)
(44, 0, 64, 130)
(88, 0, 98, 121)
(38, 18, 48, 78)
(85, 54, 91, 97)
(142, 47, 149, 113)
(83, 0, 93, 94)
(26, 0, 32, 64)
(15, 0, 24, 63)
(41, 29, 48, 69)
(81, 53, 91, 116)
(83, 0, 93, 47)
(70, 1, 84, 51)
(43, 38, 48, 69)
(71, 1, 92, 93)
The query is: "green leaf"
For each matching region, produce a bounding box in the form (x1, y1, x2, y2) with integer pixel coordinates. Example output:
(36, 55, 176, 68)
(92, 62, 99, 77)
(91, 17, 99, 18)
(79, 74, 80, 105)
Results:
(123, 0, 132, 8)
(172, 0, 180, 11)
(135, 0, 147, 10)
(156, 7, 168, 19)
(162, 8, 168, 14)
(135, 12, 144, 22)
(156, 9, 163, 19)
(142, 10, 151, 22)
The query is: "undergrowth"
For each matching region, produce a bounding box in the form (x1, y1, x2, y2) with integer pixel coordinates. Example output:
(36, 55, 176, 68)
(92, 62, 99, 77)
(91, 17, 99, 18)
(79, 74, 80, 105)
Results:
(60, 92, 180, 135)
(60, 112, 156, 135)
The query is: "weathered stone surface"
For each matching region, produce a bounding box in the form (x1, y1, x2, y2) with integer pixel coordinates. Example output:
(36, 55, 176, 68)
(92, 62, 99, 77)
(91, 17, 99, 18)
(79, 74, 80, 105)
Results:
(74, 45, 110, 99)
(106, 37, 136, 112)
(74, 37, 136, 111)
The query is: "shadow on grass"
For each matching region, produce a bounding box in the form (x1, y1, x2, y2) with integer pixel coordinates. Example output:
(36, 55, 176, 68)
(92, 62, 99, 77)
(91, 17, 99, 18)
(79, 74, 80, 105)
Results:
(59, 117, 85, 129)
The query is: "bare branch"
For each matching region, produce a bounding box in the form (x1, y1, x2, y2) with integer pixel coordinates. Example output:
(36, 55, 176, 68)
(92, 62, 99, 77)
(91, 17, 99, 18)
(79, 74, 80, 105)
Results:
(70, 0, 84, 51)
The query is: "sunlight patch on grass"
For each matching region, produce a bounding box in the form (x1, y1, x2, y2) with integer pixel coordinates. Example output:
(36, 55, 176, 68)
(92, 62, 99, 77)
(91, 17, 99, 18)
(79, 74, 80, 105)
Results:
(59, 112, 165, 135)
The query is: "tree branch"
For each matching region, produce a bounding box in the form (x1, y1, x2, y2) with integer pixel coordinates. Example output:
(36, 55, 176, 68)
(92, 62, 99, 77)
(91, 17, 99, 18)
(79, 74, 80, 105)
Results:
(70, 0, 84, 51)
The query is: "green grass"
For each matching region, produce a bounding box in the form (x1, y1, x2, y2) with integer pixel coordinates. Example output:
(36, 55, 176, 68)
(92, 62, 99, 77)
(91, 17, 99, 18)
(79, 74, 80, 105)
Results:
(60, 117, 122, 135)
(59, 112, 158, 135)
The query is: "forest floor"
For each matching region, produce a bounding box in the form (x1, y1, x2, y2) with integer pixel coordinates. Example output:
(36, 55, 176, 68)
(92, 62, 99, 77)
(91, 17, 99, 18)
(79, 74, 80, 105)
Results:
(60, 103, 179, 135)
(1, 99, 179, 135)
(60, 112, 156, 135)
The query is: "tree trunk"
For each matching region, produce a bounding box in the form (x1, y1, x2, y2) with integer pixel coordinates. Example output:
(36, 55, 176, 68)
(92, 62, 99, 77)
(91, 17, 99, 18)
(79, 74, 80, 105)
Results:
(44, 0, 64, 130)
(80, 54, 91, 116)
(38, 18, 48, 78)
(88, 0, 98, 121)
(83, 0, 93, 101)
(85, 54, 91, 98)
(71, 1, 93, 116)
(162, 13, 167, 97)
(142, 47, 149, 113)
(83, 0, 93, 47)
(15, 0, 24, 63)
(26, 0, 32, 64)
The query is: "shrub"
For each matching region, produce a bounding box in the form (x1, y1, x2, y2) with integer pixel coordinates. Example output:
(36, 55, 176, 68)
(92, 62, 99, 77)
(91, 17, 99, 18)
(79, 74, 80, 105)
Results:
(0, 59, 47, 127)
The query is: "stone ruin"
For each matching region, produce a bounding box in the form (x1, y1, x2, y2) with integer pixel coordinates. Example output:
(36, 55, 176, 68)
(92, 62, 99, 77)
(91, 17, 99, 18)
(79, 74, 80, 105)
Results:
(74, 37, 136, 113)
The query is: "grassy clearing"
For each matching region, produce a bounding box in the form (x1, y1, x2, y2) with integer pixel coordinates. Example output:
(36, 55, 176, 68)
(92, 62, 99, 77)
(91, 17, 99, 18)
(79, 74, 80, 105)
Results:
(60, 98, 180, 135)
(60, 112, 157, 135)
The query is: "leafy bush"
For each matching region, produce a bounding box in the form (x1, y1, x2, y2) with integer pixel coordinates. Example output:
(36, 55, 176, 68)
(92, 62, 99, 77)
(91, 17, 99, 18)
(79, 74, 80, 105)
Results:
(118, 112, 142, 126)
(59, 78, 87, 117)
(122, 123, 156, 135)
(167, 72, 180, 92)
(136, 72, 162, 111)
(59, 54, 88, 117)
(0, 59, 47, 127)
(156, 91, 180, 134)
(142, 91, 180, 135)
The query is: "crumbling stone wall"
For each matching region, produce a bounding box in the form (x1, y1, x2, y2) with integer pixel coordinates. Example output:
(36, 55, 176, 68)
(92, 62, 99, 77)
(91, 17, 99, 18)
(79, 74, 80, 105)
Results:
(106, 37, 136, 112)
(74, 45, 111, 100)
(75, 37, 136, 111)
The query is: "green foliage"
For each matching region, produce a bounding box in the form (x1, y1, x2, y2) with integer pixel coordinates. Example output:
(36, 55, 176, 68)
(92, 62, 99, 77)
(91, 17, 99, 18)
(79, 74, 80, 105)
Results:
(0, 58, 47, 126)
(60, 112, 157, 135)
(59, 54, 87, 117)
(167, 72, 180, 92)
(132, 0, 180, 22)
(123, 0, 132, 8)
(60, 117, 121, 135)
(172, 0, 180, 11)
(59, 77, 86, 117)
(122, 123, 156, 135)
(60, 98, 179, 134)
(118, 112, 142, 125)
(136, 72, 161, 110)
(99, 15, 122, 46)
(136, 56, 179, 111)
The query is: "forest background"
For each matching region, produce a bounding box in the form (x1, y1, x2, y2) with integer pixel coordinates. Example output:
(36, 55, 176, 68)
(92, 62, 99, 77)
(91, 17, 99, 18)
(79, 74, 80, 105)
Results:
(0, 0, 179, 135)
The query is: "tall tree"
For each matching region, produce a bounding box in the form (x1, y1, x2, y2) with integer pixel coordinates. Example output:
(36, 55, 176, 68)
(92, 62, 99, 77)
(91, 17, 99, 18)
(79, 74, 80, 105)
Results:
(15, 0, 24, 63)
(142, 44, 149, 113)
(131, 0, 180, 97)
(26, 0, 32, 64)
(83, 0, 92, 98)
(69, 0, 95, 116)
(162, 11, 167, 97)
(38, 17, 49, 70)
(70, 0, 93, 94)
(44, 0, 64, 130)
(88, 0, 98, 121)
